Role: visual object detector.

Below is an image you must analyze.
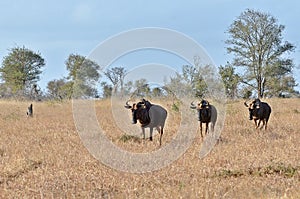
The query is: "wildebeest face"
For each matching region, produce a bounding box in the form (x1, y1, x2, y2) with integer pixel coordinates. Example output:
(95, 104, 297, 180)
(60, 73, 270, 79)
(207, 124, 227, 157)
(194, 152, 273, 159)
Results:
(190, 100, 209, 110)
(247, 99, 261, 119)
(126, 102, 145, 124)
(199, 100, 209, 109)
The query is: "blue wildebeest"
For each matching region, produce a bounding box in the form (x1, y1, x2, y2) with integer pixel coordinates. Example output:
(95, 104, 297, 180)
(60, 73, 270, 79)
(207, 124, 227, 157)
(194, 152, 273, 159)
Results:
(27, 104, 33, 117)
(244, 98, 271, 130)
(124, 99, 167, 146)
(190, 100, 217, 138)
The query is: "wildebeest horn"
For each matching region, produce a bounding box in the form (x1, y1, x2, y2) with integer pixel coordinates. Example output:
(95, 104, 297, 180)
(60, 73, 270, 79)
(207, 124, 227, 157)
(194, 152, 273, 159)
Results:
(124, 100, 132, 109)
(244, 99, 253, 107)
(190, 101, 196, 109)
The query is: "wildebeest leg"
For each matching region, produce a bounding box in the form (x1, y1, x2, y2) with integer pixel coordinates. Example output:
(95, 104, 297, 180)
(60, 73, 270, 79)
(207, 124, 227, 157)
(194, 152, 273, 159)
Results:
(254, 119, 258, 129)
(262, 119, 267, 130)
(156, 126, 163, 146)
(205, 122, 209, 135)
(259, 120, 264, 130)
(200, 122, 203, 138)
(211, 122, 214, 133)
(257, 120, 262, 129)
(160, 127, 163, 146)
(149, 127, 153, 141)
(142, 127, 146, 139)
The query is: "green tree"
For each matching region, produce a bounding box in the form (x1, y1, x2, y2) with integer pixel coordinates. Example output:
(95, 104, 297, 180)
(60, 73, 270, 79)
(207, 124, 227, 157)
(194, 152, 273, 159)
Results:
(0, 83, 11, 98)
(104, 66, 126, 94)
(65, 54, 101, 98)
(133, 79, 150, 98)
(165, 72, 190, 97)
(164, 64, 207, 99)
(226, 9, 295, 98)
(0, 46, 45, 95)
(123, 80, 134, 96)
(240, 86, 253, 99)
(100, 82, 112, 99)
(266, 75, 297, 97)
(47, 78, 73, 100)
(152, 87, 162, 97)
(182, 64, 207, 98)
(219, 63, 240, 99)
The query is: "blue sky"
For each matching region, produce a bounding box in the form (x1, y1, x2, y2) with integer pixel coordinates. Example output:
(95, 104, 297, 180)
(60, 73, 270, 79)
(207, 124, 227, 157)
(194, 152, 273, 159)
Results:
(1, 0, 299, 91)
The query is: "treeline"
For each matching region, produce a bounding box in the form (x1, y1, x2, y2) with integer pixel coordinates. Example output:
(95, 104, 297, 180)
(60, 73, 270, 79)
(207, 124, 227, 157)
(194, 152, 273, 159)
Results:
(0, 9, 298, 101)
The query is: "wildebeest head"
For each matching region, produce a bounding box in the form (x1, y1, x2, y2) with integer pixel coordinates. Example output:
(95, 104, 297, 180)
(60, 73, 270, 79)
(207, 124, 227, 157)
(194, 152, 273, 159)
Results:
(191, 99, 211, 121)
(124, 100, 150, 126)
(199, 100, 210, 109)
(190, 99, 210, 109)
(244, 99, 262, 119)
(244, 98, 260, 108)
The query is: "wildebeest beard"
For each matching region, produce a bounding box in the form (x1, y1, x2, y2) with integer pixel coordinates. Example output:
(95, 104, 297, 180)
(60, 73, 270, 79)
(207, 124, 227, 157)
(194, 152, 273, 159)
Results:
(199, 107, 211, 122)
(133, 107, 151, 127)
(248, 100, 263, 120)
(249, 106, 263, 119)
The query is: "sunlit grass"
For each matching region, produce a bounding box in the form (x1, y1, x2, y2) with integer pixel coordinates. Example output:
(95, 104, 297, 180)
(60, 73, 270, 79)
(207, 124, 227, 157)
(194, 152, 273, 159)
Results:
(0, 98, 299, 198)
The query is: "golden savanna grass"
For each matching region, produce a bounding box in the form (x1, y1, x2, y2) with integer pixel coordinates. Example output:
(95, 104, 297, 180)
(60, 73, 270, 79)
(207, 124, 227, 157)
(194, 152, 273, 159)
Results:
(0, 98, 299, 198)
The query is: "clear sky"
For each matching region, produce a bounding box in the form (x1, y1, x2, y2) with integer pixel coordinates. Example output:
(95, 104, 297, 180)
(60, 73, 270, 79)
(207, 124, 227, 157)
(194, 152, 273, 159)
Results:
(1, 0, 299, 91)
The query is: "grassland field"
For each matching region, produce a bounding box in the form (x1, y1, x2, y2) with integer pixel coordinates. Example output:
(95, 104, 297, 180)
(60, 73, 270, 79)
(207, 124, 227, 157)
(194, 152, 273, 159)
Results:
(0, 98, 299, 198)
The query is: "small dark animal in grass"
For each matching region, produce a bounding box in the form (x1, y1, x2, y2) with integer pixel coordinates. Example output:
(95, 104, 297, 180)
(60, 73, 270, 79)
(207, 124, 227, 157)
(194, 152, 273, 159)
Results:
(124, 99, 167, 146)
(27, 104, 33, 117)
(244, 99, 271, 130)
(190, 100, 217, 138)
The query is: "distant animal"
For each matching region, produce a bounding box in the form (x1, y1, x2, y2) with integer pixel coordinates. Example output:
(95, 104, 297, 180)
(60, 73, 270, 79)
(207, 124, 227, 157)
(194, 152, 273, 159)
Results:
(190, 100, 217, 138)
(124, 99, 167, 146)
(27, 104, 33, 117)
(244, 99, 271, 130)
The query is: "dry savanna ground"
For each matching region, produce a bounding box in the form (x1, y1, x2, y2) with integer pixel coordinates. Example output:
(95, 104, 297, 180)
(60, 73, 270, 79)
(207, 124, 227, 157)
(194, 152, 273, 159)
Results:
(0, 98, 299, 198)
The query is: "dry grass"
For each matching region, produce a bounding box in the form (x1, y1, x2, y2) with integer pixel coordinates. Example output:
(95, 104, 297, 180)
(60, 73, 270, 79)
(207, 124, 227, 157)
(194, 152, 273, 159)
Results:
(0, 98, 299, 198)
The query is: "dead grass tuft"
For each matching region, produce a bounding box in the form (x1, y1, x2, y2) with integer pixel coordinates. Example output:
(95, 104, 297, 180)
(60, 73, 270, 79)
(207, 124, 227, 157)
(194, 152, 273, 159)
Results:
(215, 162, 299, 178)
(119, 134, 142, 143)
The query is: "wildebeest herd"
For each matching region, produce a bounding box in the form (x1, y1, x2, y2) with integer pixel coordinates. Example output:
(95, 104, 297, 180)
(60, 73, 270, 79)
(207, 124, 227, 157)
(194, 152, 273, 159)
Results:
(124, 98, 271, 146)
(27, 98, 271, 146)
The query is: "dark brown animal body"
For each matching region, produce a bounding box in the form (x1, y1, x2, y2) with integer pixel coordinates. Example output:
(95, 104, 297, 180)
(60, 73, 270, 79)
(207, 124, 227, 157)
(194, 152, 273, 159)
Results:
(244, 99, 271, 130)
(191, 100, 217, 138)
(27, 104, 33, 117)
